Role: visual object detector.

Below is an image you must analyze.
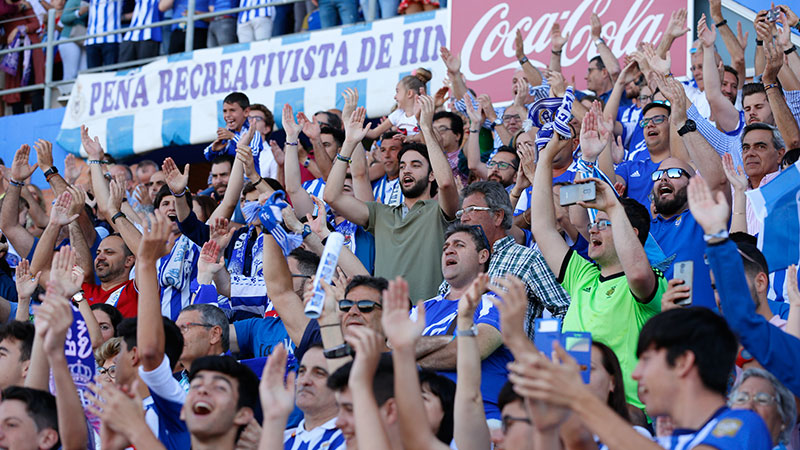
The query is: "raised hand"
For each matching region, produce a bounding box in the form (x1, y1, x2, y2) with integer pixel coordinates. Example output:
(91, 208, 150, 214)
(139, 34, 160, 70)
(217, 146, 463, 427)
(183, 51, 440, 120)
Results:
(37, 281, 74, 356)
(162, 157, 189, 195)
(217, 127, 235, 141)
(687, 175, 730, 235)
(64, 153, 81, 184)
(665, 8, 690, 40)
(86, 378, 149, 448)
(33, 139, 54, 173)
(417, 95, 436, 129)
(517, 136, 538, 183)
(577, 177, 619, 212)
(544, 70, 567, 97)
(697, 14, 716, 48)
(138, 211, 172, 263)
(269, 140, 285, 167)
(721, 153, 747, 192)
(512, 77, 528, 105)
(282, 104, 302, 141)
(476, 94, 497, 121)
(549, 22, 569, 51)
(440, 46, 461, 74)
(787, 265, 800, 308)
(579, 103, 609, 162)
(776, 12, 792, 49)
(463, 94, 484, 126)
(345, 326, 384, 386)
(736, 21, 749, 51)
(14, 259, 40, 301)
(107, 177, 126, 217)
(507, 343, 577, 427)
(281, 206, 304, 234)
(590, 13, 603, 39)
(459, 273, 488, 320)
(10, 144, 38, 182)
(762, 40, 783, 83)
(489, 275, 532, 354)
(259, 343, 297, 420)
(344, 106, 372, 144)
(50, 246, 83, 297)
(236, 142, 258, 180)
(209, 217, 235, 250)
(341, 87, 359, 124)
(198, 240, 225, 284)
(381, 276, 425, 350)
(661, 278, 691, 311)
(50, 191, 79, 226)
(433, 84, 450, 109)
(642, 43, 671, 76)
(306, 195, 331, 239)
(80, 125, 105, 160)
(514, 29, 526, 59)
(298, 112, 321, 141)
(779, 5, 799, 28)
(133, 183, 153, 209)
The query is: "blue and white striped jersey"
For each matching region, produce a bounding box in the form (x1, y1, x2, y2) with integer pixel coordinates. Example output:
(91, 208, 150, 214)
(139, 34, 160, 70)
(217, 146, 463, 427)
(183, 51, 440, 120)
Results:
(654, 407, 770, 450)
(284, 418, 345, 450)
(157, 234, 201, 321)
(372, 175, 403, 206)
(302, 177, 326, 200)
(123, 0, 162, 41)
(237, 0, 273, 24)
(86, 0, 121, 45)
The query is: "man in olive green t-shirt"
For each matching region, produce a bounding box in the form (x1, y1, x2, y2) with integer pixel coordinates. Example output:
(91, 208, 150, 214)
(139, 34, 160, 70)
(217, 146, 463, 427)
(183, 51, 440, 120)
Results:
(530, 129, 664, 409)
(324, 97, 460, 302)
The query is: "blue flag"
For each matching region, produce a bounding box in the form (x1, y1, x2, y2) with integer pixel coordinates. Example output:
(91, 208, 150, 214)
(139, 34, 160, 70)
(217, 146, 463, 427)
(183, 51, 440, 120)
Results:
(746, 161, 800, 272)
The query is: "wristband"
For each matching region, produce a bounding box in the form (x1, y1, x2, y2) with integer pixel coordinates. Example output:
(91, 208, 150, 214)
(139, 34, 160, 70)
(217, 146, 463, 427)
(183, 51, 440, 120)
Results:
(253, 177, 264, 187)
(323, 343, 353, 359)
(43, 166, 58, 180)
(111, 211, 127, 224)
(88, 159, 106, 165)
(715, 19, 727, 28)
(756, 39, 763, 46)
(519, 56, 529, 65)
(785, 46, 797, 55)
(171, 187, 189, 197)
(9, 179, 24, 187)
(551, 49, 562, 55)
(703, 229, 729, 243)
(336, 153, 352, 164)
(469, 128, 480, 133)
(285, 141, 298, 146)
(764, 83, 778, 91)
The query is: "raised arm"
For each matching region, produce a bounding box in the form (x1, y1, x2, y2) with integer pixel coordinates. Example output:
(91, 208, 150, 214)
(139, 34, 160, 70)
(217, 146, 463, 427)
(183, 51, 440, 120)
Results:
(208, 143, 248, 222)
(262, 232, 309, 346)
(720, 154, 748, 233)
(258, 344, 296, 450)
(591, 14, 620, 81)
(162, 157, 192, 222)
(66, 187, 95, 283)
(463, 95, 488, 180)
(529, 137, 571, 273)
(708, 0, 746, 79)
(698, 15, 740, 133)
(105, 179, 143, 257)
(0, 145, 38, 259)
(418, 95, 460, 219)
(136, 211, 172, 371)
(786, 266, 800, 339)
(323, 107, 372, 226)
(514, 29, 544, 87)
(282, 104, 316, 218)
(548, 23, 568, 73)
(441, 46, 468, 102)
(30, 192, 78, 284)
(13, 260, 39, 322)
(763, 41, 800, 149)
(656, 8, 690, 59)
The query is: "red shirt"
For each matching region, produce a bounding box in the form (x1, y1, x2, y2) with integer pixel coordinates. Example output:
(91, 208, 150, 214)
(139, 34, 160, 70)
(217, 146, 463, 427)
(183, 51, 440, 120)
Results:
(82, 280, 139, 318)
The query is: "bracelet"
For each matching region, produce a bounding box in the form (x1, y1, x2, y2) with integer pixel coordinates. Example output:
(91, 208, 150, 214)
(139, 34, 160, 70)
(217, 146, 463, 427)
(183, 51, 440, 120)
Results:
(171, 187, 189, 197)
(785, 46, 797, 55)
(519, 56, 529, 65)
(756, 39, 763, 46)
(764, 83, 778, 91)
(715, 19, 727, 28)
(336, 153, 352, 164)
(111, 211, 126, 224)
(8, 179, 24, 187)
(87, 159, 106, 165)
(551, 49, 562, 55)
(469, 128, 480, 133)
(285, 141, 298, 146)
(253, 177, 264, 187)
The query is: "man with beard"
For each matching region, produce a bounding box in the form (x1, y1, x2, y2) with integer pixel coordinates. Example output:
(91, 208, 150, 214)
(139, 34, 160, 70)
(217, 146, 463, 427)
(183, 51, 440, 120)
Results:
(486, 147, 520, 190)
(324, 98, 460, 301)
(372, 131, 404, 206)
(81, 235, 138, 317)
(199, 155, 234, 202)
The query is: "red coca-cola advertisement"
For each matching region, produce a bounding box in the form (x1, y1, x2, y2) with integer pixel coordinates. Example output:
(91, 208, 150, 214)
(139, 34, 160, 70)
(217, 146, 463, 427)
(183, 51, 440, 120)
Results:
(450, 0, 692, 102)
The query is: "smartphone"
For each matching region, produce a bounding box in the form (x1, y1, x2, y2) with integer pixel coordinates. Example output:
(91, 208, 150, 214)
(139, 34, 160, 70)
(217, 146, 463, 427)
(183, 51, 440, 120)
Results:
(673, 260, 693, 307)
(767, 7, 780, 22)
(562, 332, 592, 383)
(534, 318, 562, 357)
(559, 181, 596, 206)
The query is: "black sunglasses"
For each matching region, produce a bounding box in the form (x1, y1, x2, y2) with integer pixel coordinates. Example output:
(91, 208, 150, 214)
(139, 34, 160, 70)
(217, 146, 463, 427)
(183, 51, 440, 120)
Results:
(651, 167, 691, 182)
(338, 299, 383, 313)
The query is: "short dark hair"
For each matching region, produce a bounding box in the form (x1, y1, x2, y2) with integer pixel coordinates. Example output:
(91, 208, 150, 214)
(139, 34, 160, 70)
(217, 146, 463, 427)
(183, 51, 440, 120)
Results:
(742, 82, 766, 101)
(742, 123, 786, 151)
(419, 369, 455, 444)
(735, 240, 769, 277)
(497, 381, 522, 412)
(433, 111, 464, 146)
(104, 234, 133, 258)
(397, 143, 438, 197)
(223, 92, 250, 110)
(90, 304, 124, 336)
(289, 248, 320, 276)
(211, 154, 235, 169)
(314, 111, 343, 130)
(137, 160, 158, 171)
(722, 65, 739, 85)
(783, 148, 800, 167)
(345, 275, 388, 298)
(619, 198, 650, 245)
(0, 321, 35, 362)
(189, 355, 260, 413)
(637, 308, 737, 395)
(444, 223, 490, 271)
(320, 125, 345, 148)
(249, 104, 275, 129)
(181, 304, 230, 352)
(642, 102, 671, 117)
(381, 131, 401, 141)
(116, 317, 184, 368)
(2, 386, 59, 444)
(327, 354, 395, 406)
(494, 146, 520, 170)
(590, 55, 605, 70)
(461, 181, 514, 230)
(154, 184, 193, 211)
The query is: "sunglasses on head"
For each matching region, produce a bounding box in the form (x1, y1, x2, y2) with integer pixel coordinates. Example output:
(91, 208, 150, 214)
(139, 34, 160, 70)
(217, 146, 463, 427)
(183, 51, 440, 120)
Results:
(650, 167, 691, 182)
(338, 299, 383, 313)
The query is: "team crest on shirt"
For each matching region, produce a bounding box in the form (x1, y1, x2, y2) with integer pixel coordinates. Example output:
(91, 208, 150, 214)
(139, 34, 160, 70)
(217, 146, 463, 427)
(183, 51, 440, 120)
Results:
(711, 418, 742, 437)
(605, 287, 616, 296)
(675, 215, 682, 226)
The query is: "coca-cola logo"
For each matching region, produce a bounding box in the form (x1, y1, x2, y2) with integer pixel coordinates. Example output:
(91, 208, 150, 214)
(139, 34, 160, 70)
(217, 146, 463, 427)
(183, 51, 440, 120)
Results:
(453, 0, 689, 100)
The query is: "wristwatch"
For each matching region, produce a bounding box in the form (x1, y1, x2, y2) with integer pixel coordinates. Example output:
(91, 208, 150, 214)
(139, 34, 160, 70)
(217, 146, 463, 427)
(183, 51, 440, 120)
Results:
(43, 166, 58, 180)
(595, 37, 605, 46)
(301, 224, 312, 239)
(323, 343, 353, 359)
(455, 324, 478, 337)
(677, 120, 697, 137)
(491, 117, 503, 130)
(72, 291, 86, 304)
(703, 229, 729, 243)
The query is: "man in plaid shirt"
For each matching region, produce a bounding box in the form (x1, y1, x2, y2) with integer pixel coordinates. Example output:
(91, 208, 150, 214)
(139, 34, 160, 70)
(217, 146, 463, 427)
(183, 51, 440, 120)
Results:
(439, 181, 570, 340)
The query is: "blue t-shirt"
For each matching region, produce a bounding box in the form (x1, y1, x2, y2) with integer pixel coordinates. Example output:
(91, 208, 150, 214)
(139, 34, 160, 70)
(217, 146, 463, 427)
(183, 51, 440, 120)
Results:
(411, 293, 513, 421)
(150, 390, 191, 450)
(171, 0, 209, 30)
(650, 209, 716, 310)
(233, 317, 295, 359)
(615, 157, 660, 210)
(655, 407, 771, 450)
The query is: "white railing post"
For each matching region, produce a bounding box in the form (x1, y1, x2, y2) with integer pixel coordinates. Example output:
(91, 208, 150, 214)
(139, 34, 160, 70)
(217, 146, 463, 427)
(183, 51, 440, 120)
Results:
(44, 8, 57, 108)
(185, 0, 196, 51)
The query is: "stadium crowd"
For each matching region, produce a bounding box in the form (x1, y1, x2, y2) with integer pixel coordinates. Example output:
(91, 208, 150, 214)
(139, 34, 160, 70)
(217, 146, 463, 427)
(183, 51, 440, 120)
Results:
(0, 2, 799, 449)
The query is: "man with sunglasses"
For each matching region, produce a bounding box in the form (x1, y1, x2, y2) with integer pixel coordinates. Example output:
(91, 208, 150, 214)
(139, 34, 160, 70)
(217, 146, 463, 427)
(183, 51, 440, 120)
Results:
(412, 223, 512, 422)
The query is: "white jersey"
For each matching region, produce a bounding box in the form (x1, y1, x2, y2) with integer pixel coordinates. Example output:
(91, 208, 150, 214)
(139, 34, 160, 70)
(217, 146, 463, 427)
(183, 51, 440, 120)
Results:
(86, 0, 121, 44)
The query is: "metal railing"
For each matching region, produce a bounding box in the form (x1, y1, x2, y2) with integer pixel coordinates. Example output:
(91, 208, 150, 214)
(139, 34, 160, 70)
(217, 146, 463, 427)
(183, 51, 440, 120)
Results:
(0, 0, 386, 110)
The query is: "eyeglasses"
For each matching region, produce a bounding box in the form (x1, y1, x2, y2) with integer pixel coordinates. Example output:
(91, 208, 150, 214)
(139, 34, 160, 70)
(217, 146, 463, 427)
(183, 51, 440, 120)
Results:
(98, 365, 117, 379)
(248, 116, 265, 122)
(501, 415, 532, 433)
(730, 391, 777, 407)
(338, 299, 383, 313)
(178, 322, 214, 334)
(639, 115, 668, 128)
(650, 167, 691, 182)
(486, 160, 517, 170)
(502, 114, 522, 123)
(587, 219, 612, 232)
(436, 126, 453, 133)
(455, 206, 491, 219)
(291, 273, 312, 279)
(638, 94, 653, 103)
